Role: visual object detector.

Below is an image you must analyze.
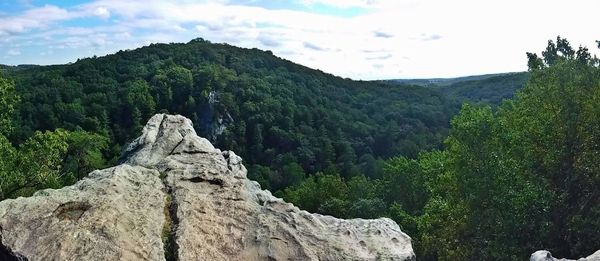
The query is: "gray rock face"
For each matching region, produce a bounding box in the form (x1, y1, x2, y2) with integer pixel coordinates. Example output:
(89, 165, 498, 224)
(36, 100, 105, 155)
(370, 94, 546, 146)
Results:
(531, 250, 600, 261)
(0, 165, 166, 261)
(0, 114, 415, 261)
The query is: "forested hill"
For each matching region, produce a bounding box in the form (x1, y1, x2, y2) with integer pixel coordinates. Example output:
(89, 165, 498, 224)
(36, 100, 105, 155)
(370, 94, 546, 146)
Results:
(1, 36, 598, 260)
(388, 72, 529, 105)
(3, 38, 457, 191)
(391, 73, 513, 87)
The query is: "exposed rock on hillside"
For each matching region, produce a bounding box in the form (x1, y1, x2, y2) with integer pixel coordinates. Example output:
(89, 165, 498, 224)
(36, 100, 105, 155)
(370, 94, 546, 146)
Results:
(530, 249, 600, 261)
(0, 165, 166, 260)
(0, 114, 415, 261)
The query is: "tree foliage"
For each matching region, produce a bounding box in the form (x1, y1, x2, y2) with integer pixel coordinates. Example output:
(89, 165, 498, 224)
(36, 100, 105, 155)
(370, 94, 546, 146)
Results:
(0, 75, 18, 135)
(0, 74, 108, 200)
(4, 38, 458, 193)
(406, 37, 599, 259)
(1, 36, 597, 260)
(283, 37, 600, 260)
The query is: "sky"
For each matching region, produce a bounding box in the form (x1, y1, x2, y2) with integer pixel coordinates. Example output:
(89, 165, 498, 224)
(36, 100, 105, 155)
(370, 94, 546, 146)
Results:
(0, 0, 599, 80)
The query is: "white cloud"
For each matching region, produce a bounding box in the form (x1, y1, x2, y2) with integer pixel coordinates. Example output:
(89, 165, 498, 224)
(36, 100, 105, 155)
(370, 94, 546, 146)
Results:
(374, 31, 393, 38)
(93, 7, 110, 19)
(366, 54, 392, 60)
(17, 0, 34, 8)
(419, 34, 442, 41)
(7, 49, 21, 56)
(0, 5, 70, 35)
(2, 0, 600, 79)
(300, 0, 405, 9)
(303, 42, 327, 51)
(301, 0, 375, 8)
(257, 32, 282, 47)
(114, 32, 131, 40)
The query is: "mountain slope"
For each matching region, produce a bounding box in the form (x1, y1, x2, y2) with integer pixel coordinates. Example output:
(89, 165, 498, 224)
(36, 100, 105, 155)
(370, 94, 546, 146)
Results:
(389, 72, 529, 105)
(390, 73, 514, 87)
(3, 38, 457, 191)
(436, 72, 529, 104)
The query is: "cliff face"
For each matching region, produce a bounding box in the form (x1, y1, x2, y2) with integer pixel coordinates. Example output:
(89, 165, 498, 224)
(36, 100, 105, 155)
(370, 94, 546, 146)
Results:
(0, 114, 415, 261)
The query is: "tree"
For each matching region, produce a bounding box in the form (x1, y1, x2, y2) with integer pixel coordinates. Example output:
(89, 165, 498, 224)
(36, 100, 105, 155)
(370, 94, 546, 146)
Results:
(151, 72, 173, 111)
(131, 107, 143, 135)
(0, 74, 109, 200)
(0, 75, 18, 135)
(0, 134, 17, 199)
(3, 130, 69, 199)
(281, 162, 305, 188)
(60, 131, 109, 183)
(165, 65, 193, 112)
(125, 79, 156, 120)
(416, 37, 600, 260)
(381, 156, 427, 214)
(282, 172, 349, 216)
(510, 39, 600, 255)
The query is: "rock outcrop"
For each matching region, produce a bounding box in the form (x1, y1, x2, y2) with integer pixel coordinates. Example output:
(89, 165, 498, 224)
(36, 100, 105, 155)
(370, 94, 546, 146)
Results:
(530, 250, 600, 261)
(0, 165, 166, 260)
(0, 114, 415, 261)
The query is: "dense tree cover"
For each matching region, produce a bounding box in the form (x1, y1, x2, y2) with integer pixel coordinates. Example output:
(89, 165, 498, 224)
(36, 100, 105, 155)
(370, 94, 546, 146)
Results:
(437, 72, 529, 105)
(3, 34, 594, 259)
(0, 75, 107, 200)
(390, 73, 514, 87)
(3, 38, 457, 193)
(0, 76, 19, 134)
(419, 38, 600, 259)
(283, 37, 599, 259)
(389, 72, 529, 105)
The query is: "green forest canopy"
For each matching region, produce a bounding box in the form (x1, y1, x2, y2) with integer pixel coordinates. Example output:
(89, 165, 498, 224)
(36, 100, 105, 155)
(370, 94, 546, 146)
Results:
(389, 72, 529, 105)
(282, 37, 600, 259)
(0, 36, 598, 260)
(3, 38, 459, 193)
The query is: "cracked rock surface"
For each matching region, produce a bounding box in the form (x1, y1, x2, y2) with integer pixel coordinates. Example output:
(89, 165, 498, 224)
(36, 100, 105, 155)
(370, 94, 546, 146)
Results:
(0, 165, 166, 261)
(0, 114, 415, 261)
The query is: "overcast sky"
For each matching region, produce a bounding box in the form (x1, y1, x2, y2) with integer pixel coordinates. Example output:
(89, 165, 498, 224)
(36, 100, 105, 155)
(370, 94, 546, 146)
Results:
(1, 0, 599, 80)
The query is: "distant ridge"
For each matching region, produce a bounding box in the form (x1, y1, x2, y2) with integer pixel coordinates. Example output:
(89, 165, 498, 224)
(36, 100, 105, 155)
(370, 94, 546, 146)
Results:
(385, 72, 529, 105)
(387, 72, 526, 87)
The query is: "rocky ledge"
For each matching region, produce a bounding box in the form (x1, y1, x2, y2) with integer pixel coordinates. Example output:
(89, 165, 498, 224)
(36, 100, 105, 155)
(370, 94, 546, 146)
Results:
(0, 114, 415, 261)
(531, 250, 600, 261)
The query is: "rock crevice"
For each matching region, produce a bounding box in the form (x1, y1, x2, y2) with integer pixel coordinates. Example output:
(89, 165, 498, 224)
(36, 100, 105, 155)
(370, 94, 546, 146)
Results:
(0, 114, 415, 261)
(162, 177, 179, 261)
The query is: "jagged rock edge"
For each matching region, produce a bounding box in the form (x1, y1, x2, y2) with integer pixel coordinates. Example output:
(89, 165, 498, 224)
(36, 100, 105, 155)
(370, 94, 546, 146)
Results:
(0, 114, 416, 261)
(0, 228, 27, 261)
